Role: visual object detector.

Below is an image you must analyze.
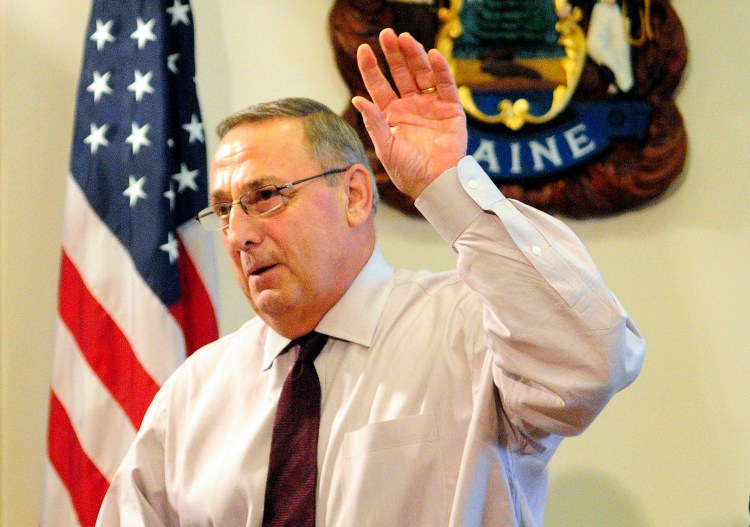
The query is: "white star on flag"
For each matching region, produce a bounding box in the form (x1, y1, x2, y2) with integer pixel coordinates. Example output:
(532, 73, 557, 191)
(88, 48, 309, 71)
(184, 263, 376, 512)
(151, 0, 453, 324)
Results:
(123, 175, 148, 206)
(160, 231, 179, 263)
(83, 123, 110, 153)
(125, 122, 152, 154)
(128, 70, 155, 102)
(182, 114, 205, 144)
(87, 71, 113, 102)
(131, 17, 157, 49)
(167, 53, 180, 74)
(90, 19, 115, 51)
(166, 0, 191, 26)
(172, 162, 199, 192)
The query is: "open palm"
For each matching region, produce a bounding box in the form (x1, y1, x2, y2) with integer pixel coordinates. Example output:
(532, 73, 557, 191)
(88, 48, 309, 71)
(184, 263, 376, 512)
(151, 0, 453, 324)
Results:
(353, 29, 468, 199)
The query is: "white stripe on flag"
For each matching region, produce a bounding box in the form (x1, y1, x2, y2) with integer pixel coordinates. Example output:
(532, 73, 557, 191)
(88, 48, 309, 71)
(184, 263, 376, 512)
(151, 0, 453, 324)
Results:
(41, 464, 82, 527)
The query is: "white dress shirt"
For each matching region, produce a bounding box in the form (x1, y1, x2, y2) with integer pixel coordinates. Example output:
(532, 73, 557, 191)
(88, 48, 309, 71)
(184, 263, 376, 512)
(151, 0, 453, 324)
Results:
(96, 156, 645, 526)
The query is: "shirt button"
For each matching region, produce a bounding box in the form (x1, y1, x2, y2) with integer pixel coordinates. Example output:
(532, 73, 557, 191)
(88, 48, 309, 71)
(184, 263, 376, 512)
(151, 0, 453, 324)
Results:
(531, 245, 542, 256)
(467, 179, 479, 189)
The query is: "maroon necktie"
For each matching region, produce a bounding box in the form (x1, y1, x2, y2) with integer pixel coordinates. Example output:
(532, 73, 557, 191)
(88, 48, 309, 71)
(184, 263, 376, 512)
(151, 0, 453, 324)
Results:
(262, 332, 327, 527)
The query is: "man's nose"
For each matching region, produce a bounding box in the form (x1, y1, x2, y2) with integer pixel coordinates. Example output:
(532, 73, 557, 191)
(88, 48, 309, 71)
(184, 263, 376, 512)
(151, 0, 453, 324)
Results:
(225, 204, 262, 251)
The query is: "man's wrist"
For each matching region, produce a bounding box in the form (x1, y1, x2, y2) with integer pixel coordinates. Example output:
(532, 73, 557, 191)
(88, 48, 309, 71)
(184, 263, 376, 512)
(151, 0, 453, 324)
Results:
(414, 158, 485, 247)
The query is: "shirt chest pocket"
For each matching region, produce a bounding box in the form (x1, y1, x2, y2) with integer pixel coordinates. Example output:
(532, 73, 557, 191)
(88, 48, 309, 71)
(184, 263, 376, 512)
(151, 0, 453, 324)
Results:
(338, 413, 447, 526)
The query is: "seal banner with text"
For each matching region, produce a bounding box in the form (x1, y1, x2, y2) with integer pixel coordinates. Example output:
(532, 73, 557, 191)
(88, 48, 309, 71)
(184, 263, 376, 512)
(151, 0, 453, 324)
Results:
(329, 0, 687, 217)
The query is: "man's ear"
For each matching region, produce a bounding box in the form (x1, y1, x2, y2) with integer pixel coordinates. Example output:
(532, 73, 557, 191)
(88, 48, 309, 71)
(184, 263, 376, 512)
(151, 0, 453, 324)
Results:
(342, 164, 374, 227)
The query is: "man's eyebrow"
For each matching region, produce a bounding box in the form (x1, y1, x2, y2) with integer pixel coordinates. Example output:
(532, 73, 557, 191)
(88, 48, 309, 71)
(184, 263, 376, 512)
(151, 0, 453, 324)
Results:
(209, 189, 231, 204)
(246, 175, 279, 189)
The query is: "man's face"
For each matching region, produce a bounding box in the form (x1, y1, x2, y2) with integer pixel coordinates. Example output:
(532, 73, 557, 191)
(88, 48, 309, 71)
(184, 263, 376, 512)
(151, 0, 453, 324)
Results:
(210, 118, 353, 337)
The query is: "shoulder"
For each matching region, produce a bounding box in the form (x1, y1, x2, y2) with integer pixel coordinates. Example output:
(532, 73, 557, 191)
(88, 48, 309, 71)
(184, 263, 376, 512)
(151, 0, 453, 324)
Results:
(392, 267, 467, 297)
(377, 267, 485, 365)
(389, 267, 482, 324)
(159, 316, 268, 398)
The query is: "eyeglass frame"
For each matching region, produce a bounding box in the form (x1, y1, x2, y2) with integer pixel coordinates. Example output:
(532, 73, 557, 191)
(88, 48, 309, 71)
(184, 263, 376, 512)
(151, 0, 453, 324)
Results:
(195, 166, 351, 231)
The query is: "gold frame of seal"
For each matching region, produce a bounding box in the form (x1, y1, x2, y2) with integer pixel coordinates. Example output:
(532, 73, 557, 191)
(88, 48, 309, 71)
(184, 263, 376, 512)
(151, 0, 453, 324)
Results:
(436, 0, 586, 131)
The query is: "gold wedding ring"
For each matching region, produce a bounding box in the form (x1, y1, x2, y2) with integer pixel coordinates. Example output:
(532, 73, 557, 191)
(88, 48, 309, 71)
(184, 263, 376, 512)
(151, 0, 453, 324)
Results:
(420, 86, 437, 94)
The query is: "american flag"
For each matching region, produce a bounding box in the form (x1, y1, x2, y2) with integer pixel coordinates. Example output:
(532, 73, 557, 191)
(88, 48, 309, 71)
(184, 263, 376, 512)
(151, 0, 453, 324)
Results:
(41, 1, 219, 525)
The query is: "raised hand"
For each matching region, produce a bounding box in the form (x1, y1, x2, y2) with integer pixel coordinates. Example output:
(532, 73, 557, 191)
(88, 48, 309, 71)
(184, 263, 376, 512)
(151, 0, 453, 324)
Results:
(352, 28, 467, 200)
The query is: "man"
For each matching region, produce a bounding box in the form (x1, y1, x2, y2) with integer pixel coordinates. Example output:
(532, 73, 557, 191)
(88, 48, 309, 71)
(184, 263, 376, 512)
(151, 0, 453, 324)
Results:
(97, 29, 644, 526)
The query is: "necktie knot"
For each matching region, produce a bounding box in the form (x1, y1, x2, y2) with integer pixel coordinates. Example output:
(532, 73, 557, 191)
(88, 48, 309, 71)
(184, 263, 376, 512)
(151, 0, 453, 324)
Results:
(294, 331, 327, 364)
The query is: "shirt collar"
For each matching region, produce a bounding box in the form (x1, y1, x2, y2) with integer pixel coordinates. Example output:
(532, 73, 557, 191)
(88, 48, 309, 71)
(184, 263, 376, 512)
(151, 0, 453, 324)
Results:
(261, 247, 394, 370)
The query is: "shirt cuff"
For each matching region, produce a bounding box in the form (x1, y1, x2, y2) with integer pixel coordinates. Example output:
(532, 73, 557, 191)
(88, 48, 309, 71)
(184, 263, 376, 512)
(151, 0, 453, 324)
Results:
(414, 156, 503, 247)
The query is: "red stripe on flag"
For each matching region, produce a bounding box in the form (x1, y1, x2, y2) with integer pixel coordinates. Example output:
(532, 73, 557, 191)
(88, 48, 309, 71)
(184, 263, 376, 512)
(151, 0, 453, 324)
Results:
(170, 238, 219, 357)
(47, 391, 110, 527)
(58, 250, 160, 428)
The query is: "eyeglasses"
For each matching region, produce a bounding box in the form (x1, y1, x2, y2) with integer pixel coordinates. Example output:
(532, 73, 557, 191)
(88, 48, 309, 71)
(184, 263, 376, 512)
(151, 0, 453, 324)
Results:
(196, 167, 350, 231)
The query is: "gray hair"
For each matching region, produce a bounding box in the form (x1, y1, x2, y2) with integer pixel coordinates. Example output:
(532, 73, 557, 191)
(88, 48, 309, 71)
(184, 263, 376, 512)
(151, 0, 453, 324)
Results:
(216, 97, 379, 211)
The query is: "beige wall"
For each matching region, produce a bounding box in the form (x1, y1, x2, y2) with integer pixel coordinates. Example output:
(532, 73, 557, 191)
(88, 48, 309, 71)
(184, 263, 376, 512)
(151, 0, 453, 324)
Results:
(1, 0, 748, 525)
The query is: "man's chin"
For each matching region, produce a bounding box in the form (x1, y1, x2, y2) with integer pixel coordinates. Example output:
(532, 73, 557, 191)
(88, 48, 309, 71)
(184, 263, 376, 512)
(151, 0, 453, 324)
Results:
(250, 288, 294, 319)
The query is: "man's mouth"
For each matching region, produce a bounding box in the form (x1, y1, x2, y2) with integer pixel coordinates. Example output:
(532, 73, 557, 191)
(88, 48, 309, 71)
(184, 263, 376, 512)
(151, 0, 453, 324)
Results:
(250, 264, 275, 277)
